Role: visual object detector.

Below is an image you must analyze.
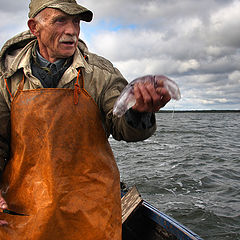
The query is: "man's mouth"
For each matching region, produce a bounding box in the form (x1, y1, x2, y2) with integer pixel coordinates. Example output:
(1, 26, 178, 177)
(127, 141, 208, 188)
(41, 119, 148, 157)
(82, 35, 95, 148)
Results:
(61, 41, 75, 45)
(59, 36, 77, 47)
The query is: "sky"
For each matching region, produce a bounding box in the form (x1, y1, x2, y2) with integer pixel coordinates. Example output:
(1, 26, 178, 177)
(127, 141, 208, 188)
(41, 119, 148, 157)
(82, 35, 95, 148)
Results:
(0, 0, 240, 110)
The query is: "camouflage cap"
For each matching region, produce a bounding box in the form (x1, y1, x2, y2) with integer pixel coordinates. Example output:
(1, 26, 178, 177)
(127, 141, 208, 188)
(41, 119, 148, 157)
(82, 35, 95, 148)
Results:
(29, 0, 93, 22)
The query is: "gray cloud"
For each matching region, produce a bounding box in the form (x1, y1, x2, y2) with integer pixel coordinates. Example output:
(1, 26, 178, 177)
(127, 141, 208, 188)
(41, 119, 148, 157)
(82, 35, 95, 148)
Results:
(0, 0, 239, 110)
(81, 0, 240, 110)
(0, 0, 29, 47)
(0, 0, 28, 12)
(80, 0, 233, 26)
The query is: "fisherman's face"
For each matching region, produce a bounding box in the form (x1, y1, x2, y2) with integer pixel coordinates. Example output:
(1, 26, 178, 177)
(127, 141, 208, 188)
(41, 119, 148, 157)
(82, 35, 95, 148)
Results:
(30, 8, 80, 63)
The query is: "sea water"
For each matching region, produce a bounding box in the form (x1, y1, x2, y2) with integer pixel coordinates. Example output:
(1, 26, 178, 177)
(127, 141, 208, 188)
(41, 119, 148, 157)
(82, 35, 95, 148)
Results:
(110, 111, 240, 240)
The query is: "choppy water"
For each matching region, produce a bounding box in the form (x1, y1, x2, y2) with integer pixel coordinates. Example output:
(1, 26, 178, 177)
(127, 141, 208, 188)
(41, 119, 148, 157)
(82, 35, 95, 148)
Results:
(110, 112, 240, 240)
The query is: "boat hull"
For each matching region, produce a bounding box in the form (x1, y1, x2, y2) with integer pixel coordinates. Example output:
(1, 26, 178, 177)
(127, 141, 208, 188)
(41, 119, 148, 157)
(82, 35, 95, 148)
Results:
(121, 186, 202, 240)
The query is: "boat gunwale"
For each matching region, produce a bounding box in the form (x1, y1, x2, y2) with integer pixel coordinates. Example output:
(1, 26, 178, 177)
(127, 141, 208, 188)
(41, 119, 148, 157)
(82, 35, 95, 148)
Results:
(142, 201, 203, 240)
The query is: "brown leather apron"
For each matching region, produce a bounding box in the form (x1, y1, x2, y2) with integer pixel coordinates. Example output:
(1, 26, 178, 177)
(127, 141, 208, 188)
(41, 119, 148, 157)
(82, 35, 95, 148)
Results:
(0, 70, 121, 240)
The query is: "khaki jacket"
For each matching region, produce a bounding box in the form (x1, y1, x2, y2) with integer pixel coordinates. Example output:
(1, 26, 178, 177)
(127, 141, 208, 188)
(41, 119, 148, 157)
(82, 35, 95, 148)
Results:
(0, 30, 156, 172)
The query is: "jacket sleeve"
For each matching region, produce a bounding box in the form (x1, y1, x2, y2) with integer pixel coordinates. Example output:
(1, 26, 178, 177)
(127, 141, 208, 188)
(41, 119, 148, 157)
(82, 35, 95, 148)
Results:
(101, 68, 157, 142)
(0, 78, 11, 173)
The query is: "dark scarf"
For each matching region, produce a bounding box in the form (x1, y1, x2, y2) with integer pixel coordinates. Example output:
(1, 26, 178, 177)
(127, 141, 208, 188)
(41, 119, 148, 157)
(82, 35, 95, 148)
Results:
(31, 42, 73, 88)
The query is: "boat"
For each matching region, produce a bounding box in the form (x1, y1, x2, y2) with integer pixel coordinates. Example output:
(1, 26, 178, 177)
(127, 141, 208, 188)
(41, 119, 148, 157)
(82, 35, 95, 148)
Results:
(121, 184, 203, 240)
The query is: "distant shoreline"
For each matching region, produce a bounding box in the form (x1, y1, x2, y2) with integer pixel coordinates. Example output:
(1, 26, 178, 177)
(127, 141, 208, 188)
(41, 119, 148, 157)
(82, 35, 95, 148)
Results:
(159, 110, 240, 113)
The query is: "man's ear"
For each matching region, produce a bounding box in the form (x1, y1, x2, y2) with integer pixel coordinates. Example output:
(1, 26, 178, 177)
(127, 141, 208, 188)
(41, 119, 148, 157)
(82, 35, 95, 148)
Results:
(28, 18, 40, 37)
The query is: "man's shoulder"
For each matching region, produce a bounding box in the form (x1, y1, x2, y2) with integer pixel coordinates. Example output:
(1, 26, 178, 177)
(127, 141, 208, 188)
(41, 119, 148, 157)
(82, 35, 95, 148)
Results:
(0, 30, 36, 76)
(88, 52, 116, 74)
(0, 30, 35, 60)
(77, 40, 116, 74)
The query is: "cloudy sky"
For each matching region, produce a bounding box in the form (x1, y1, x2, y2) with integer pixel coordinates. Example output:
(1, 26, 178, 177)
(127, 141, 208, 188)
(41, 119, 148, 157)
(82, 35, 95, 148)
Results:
(1, 0, 240, 110)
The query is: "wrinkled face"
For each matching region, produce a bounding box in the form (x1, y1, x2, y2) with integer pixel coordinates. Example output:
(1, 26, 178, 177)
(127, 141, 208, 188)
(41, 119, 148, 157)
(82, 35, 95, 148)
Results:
(31, 8, 81, 62)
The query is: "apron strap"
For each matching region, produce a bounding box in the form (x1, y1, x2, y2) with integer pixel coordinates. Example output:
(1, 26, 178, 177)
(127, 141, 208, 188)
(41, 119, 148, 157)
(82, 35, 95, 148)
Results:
(5, 70, 84, 105)
(4, 75, 25, 101)
(74, 68, 84, 105)
(4, 78, 13, 100)
(18, 75, 25, 91)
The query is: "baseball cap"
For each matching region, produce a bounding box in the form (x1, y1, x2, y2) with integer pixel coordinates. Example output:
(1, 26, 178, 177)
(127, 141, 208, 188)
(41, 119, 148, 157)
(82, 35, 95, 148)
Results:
(29, 0, 93, 22)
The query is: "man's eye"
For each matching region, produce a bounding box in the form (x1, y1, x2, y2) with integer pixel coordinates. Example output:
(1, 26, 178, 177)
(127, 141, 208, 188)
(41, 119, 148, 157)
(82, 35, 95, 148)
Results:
(56, 18, 65, 23)
(73, 18, 80, 24)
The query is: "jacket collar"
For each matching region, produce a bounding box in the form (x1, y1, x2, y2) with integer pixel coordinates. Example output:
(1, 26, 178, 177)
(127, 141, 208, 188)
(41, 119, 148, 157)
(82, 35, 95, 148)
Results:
(1, 30, 92, 79)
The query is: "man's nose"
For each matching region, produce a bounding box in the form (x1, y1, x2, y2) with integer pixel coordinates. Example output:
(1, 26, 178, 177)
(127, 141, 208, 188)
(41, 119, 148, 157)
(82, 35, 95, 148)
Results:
(65, 21, 78, 35)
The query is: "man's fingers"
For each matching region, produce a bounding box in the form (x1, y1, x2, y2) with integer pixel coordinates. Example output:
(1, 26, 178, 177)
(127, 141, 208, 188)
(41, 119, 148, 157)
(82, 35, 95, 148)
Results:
(133, 83, 152, 111)
(133, 83, 144, 106)
(132, 82, 172, 112)
(0, 192, 8, 226)
(0, 193, 8, 209)
(155, 79, 164, 88)
(0, 220, 8, 226)
(156, 87, 171, 108)
(146, 85, 163, 109)
(138, 83, 153, 105)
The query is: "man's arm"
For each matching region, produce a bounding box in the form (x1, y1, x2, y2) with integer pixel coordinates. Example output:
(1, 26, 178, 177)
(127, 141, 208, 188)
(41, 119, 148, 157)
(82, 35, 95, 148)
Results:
(0, 80, 10, 225)
(102, 69, 170, 142)
(0, 81, 11, 174)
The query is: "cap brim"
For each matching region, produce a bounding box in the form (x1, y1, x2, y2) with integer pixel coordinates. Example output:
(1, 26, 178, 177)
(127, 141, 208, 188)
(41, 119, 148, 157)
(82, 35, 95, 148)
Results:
(49, 3, 93, 22)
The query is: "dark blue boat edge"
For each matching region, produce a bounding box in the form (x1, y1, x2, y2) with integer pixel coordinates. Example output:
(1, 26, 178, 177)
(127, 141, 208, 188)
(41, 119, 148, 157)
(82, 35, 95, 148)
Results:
(142, 201, 203, 240)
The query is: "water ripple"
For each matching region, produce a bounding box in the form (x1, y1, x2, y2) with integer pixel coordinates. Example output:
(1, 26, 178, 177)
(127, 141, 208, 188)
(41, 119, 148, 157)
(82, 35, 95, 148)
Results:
(110, 112, 240, 240)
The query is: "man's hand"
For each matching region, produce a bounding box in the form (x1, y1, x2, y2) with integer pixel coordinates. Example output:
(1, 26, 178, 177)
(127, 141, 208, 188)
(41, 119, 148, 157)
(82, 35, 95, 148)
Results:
(132, 80, 171, 113)
(0, 191, 8, 226)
